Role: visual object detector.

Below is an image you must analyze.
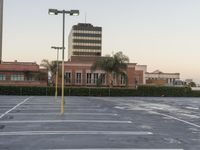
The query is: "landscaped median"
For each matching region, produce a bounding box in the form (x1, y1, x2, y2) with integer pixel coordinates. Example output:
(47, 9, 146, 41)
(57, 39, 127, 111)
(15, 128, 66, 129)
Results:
(0, 85, 198, 97)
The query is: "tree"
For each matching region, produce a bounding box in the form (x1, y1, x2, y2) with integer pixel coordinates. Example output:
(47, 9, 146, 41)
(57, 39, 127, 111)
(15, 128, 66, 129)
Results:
(91, 51, 129, 87)
(40, 59, 58, 85)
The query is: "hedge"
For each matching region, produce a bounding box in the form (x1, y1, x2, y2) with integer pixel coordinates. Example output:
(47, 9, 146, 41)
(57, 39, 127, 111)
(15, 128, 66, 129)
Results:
(137, 85, 191, 97)
(0, 85, 198, 97)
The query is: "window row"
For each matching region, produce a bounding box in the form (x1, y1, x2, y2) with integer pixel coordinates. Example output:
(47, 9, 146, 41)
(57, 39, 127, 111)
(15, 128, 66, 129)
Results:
(65, 72, 106, 85)
(73, 33, 101, 38)
(73, 45, 101, 50)
(73, 43, 101, 46)
(73, 37, 101, 40)
(0, 74, 24, 81)
(73, 30, 102, 34)
(73, 49, 101, 53)
(73, 39, 101, 44)
(65, 72, 126, 85)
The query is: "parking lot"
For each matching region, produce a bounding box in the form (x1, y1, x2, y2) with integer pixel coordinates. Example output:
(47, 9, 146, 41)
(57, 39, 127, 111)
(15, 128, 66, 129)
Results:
(0, 96, 200, 150)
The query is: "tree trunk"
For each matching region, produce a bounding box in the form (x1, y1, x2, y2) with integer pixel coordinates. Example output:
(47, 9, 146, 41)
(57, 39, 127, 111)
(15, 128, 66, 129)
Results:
(108, 73, 113, 87)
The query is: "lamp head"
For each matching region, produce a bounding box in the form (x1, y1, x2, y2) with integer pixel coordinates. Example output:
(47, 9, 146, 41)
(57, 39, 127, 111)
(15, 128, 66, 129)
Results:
(69, 10, 79, 16)
(48, 9, 58, 15)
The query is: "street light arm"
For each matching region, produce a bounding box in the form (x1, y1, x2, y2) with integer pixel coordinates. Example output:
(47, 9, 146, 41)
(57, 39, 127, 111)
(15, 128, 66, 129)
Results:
(51, 46, 63, 50)
(48, 9, 79, 16)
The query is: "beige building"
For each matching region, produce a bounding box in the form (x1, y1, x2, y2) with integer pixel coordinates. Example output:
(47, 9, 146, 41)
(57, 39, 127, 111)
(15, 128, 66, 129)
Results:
(146, 70, 180, 85)
(68, 23, 102, 60)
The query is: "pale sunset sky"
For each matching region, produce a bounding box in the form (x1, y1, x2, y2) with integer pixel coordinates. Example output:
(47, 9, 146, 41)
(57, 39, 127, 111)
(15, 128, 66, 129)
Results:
(2, 0, 200, 83)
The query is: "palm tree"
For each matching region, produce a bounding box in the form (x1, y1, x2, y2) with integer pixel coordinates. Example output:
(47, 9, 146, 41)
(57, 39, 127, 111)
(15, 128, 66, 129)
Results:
(40, 59, 58, 85)
(91, 51, 129, 87)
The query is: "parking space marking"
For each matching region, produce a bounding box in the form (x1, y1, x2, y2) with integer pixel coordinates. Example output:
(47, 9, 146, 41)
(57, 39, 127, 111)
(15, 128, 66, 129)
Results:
(47, 149, 184, 150)
(156, 112, 200, 128)
(14, 108, 107, 111)
(8, 112, 118, 116)
(0, 120, 132, 124)
(17, 106, 101, 108)
(0, 97, 32, 119)
(0, 131, 153, 136)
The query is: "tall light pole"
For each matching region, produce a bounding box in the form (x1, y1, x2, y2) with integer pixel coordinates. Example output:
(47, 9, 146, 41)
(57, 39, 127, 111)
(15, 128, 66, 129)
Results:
(51, 46, 62, 101)
(48, 9, 79, 115)
(0, 0, 3, 63)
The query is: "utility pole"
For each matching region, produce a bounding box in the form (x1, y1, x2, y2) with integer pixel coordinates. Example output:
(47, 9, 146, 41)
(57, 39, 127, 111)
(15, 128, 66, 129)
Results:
(0, 0, 3, 63)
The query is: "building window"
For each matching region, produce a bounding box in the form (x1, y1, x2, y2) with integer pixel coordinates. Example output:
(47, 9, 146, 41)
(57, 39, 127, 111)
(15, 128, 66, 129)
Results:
(93, 73, 98, 84)
(86, 73, 92, 84)
(11, 74, 24, 81)
(76, 72, 82, 84)
(65, 72, 71, 84)
(0, 74, 6, 81)
(113, 73, 117, 85)
(100, 73, 106, 84)
(120, 74, 126, 85)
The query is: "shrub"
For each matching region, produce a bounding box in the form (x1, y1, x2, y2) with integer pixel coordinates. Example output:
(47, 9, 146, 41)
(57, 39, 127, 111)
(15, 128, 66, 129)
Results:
(0, 85, 198, 97)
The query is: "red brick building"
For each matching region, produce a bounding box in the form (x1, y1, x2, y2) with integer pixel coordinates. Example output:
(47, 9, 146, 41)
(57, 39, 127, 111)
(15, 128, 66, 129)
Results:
(0, 61, 48, 86)
(59, 56, 146, 88)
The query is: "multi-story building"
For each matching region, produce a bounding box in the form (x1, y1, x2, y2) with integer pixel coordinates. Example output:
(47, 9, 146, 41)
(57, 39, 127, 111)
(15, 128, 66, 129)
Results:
(0, 61, 48, 86)
(146, 70, 180, 86)
(68, 23, 102, 60)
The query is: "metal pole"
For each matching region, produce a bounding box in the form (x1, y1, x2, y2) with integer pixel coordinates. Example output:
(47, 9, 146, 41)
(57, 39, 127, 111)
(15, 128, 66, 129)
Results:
(55, 49, 59, 100)
(61, 11, 65, 115)
(0, 0, 3, 63)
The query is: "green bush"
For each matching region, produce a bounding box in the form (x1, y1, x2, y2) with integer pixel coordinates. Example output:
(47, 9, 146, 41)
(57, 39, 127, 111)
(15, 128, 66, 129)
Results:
(110, 88, 138, 96)
(189, 90, 200, 97)
(137, 85, 191, 97)
(0, 85, 198, 97)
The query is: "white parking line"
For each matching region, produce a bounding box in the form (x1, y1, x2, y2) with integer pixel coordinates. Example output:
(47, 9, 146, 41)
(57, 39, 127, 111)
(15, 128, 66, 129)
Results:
(156, 112, 200, 128)
(14, 108, 107, 111)
(47, 149, 184, 150)
(0, 131, 153, 136)
(17, 106, 101, 108)
(0, 97, 32, 119)
(0, 120, 132, 124)
(8, 112, 118, 116)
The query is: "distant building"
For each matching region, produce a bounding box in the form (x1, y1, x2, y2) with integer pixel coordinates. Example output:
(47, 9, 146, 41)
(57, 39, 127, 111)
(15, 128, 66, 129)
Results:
(173, 79, 186, 86)
(146, 70, 180, 86)
(57, 56, 146, 88)
(0, 61, 48, 86)
(185, 79, 193, 84)
(68, 23, 102, 60)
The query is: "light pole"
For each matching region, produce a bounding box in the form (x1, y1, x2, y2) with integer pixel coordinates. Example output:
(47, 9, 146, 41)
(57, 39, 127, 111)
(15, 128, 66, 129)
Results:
(51, 46, 62, 101)
(48, 9, 79, 115)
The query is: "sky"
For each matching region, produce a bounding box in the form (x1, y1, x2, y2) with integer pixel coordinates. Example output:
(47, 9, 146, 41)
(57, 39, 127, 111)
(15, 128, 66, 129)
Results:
(2, 0, 200, 83)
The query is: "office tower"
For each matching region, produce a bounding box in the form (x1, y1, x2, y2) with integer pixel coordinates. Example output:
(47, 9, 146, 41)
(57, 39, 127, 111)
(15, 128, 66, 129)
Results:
(0, 0, 3, 63)
(68, 23, 102, 60)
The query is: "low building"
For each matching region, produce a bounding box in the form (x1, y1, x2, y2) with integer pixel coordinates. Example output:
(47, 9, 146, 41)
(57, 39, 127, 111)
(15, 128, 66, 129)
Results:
(146, 70, 180, 86)
(0, 61, 48, 86)
(58, 56, 146, 88)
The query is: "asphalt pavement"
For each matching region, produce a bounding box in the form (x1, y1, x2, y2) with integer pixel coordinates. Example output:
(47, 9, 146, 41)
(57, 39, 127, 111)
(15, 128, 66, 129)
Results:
(0, 96, 200, 150)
